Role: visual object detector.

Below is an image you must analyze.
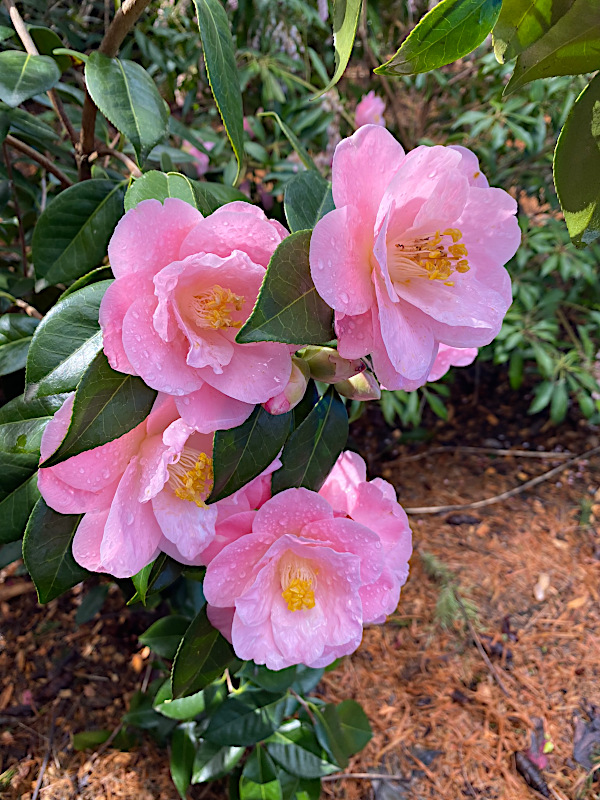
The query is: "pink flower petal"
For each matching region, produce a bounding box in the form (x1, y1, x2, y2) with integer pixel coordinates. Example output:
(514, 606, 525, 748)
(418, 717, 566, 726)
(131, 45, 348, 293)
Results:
(176, 383, 254, 433)
(109, 198, 202, 279)
(152, 487, 217, 560)
(428, 344, 478, 382)
(72, 508, 110, 572)
(253, 488, 332, 539)
(99, 274, 153, 375)
(335, 311, 374, 359)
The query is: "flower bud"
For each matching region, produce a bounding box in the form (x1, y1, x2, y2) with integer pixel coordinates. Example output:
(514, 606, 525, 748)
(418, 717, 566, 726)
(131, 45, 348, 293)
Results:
(301, 346, 365, 384)
(263, 357, 310, 415)
(335, 370, 381, 401)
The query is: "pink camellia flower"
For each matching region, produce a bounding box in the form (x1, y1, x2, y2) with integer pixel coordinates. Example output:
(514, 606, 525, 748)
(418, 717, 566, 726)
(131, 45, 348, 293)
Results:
(182, 140, 215, 177)
(355, 91, 386, 128)
(37, 393, 275, 578)
(309, 126, 520, 391)
(100, 199, 296, 432)
(427, 344, 478, 383)
(319, 450, 411, 622)
(203, 483, 411, 669)
(263, 357, 309, 415)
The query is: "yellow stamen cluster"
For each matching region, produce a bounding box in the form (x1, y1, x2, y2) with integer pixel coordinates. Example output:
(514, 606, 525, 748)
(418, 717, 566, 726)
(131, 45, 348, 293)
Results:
(168, 448, 214, 507)
(192, 284, 244, 329)
(282, 578, 315, 611)
(280, 557, 317, 612)
(394, 228, 470, 287)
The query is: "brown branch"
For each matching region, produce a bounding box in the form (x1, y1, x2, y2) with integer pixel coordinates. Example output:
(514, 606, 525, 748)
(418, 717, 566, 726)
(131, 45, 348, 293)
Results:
(394, 445, 575, 464)
(404, 445, 600, 515)
(3, 0, 78, 147)
(5, 134, 73, 188)
(92, 145, 142, 177)
(79, 0, 153, 180)
(322, 772, 407, 782)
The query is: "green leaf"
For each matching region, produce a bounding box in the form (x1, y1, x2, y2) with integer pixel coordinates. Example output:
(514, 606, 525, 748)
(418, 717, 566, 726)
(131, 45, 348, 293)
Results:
(171, 606, 240, 699)
(554, 73, 600, 246)
(310, 705, 348, 769)
(26, 280, 110, 398)
(0, 52, 60, 107)
(156, 681, 226, 720)
(528, 380, 554, 414)
(266, 721, 340, 779)
(550, 378, 569, 422)
(41, 350, 157, 467)
(0, 25, 14, 42)
(312, 0, 362, 98)
(32, 180, 124, 284)
(204, 690, 288, 747)
(209, 405, 291, 503)
(259, 112, 317, 172)
(272, 386, 348, 494)
(335, 700, 372, 755)
(0, 315, 38, 376)
(140, 615, 191, 660)
(238, 664, 299, 694)
(128, 554, 185, 605)
(192, 181, 249, 214)
(72, 729, 112, 751)
(493, 0, 575, 63)
(59, 266, 114, 300)
(505, 0, 600, 93)
(375, 0, 502, 76)
(237, 230, 333, 346)
(85, 53, 169, 164)
(28, 26, 72, 72)
(22, 498, 89, 603)
(75, 584, 109, 624)
(192, 741, 245, 783)
(240, 748, 283, 800)
(124, 170, 199, 212)
(171, 723, 197, 799)
(0, 393, 67, 544)
(284, 172, 334, 233)
(191, 0, 245, 183)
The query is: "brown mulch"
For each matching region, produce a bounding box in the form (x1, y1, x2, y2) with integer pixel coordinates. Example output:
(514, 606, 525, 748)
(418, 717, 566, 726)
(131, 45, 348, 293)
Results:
(2, 368, 600, 800)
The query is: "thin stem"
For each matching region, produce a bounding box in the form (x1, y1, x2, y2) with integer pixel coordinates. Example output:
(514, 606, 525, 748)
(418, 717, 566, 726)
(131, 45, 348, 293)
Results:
(79, 0, 153, 180)
(92, 144, 142, 177)
(3, 0, 79, 147)
(2, 141, 28, 278)
(5, 134, 73, 188)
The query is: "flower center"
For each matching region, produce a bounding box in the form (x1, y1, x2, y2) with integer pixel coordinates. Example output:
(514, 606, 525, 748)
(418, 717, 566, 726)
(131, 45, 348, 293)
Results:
(191, 284, 245, 329)
(392, 228, 470, 287)
(280, 556, 317, 612)
(167, 447, 214, 507)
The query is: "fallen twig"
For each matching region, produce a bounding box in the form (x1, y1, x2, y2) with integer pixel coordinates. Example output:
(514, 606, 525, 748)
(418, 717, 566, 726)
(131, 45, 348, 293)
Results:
(395, 445, 575, 463)
(0, 582, 37, 603)
(31, 709, 56, 800)
(322, 771, 406, 782)
(453, 588, 511, 698)
(404, 445, 600, 515)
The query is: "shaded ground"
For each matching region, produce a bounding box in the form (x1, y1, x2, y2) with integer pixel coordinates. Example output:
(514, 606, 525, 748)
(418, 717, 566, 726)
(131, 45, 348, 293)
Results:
(2, 367, 600, 800)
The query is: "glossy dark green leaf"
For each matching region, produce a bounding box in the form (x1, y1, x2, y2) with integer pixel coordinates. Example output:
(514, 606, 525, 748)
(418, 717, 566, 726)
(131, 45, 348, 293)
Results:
(284, 172, 334, 233)
(240, 748, 282, 800)
(272, 386, 348, 493)
(41, 351, 157, 467)
(0, 393, 67, 544)
(85, 53, 169, 163)
(204, 690, 287, 747)
(0, 51, 60, 107)
(266, 721, 340, 778)
(192, 181, 249, 214)
(310, 705, 348, 768)
(209, 405, 291, 503)
(124, 170, 199, 212)
(171, 606, 240, 699)
(493, 0, 575, 62)
(237, 230, 333, 346)
(171, 723, 197, 799)
(192, 741, 245, 783)
(334, 700, 372, 755)
(239, 664, 299, 694)
(22, 498, 89, 602)
(191, 0, 244, 183)
(75, 584, 108, 624)
(26, 280, 110, 398)
(313, 0, 362, 98)
(29, 26, 71, 72)
(0, 25, 14, 42)
(156, 681, 226, 720)
(554, 73, 600, 246)
(139, 615, 191, 660)
(375, 0, 502, 76)
(259, 112, 317, 172)
(59, 267, 114, 300)
(128, 554, 185, 606)
(0, 315, 38, 376)
(506, 0, 600, 93)
(32, 180, 124, 284)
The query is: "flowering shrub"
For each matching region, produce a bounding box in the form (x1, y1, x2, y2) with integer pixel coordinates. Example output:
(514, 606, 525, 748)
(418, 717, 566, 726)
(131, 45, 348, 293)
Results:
(1, 0, 595, 796)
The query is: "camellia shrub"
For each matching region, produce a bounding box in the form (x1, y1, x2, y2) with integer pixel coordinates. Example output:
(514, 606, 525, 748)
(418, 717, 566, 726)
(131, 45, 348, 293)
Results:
(0, 0, 597, 796)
